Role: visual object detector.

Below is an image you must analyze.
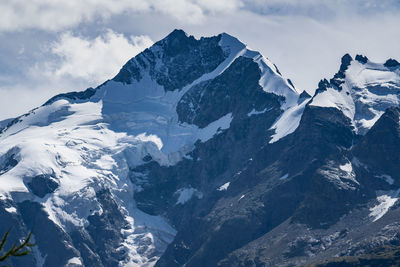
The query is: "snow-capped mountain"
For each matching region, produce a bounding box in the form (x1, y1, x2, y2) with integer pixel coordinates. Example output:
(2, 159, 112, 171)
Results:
(310, 54, 400, 134)
(0, 30, 400, 267)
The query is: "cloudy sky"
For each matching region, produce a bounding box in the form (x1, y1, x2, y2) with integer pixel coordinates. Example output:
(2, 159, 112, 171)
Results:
(0, 0, 399, 120)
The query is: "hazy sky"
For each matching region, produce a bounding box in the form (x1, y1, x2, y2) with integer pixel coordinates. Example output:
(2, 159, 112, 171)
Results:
(0, 0, 399, 120)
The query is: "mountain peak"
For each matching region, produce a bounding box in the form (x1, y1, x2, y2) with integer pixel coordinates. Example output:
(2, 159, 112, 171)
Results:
(161, 29, 196, 46)
(340, 53, 353, 72)
(112, 30, 226, 89)
(355, 54, 369, 64)
(112, 30, 299, 100)
(166, 28, 188, 38)
(310, 53, 400, 135)
(384, 58, 400, 68)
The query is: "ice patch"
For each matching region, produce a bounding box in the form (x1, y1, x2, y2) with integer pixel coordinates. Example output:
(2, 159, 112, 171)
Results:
(197, 113, 232, 142)
(269, 99, 309, 143)
(309, 86, 355, 120)
(339, 162, 352, 173)
(218, 182, 230, 191)
(369, 189, 400, 222)
(5, 206, 17, 213)
(351, 157, 369, 171)
(319, 161, 359, 190)
(136, 133, 163, 150)
(247, 107, 270, 117)
(339, 161, 359, 185)
(375, 174, 394, 185)
(32, 246, 46, 267)
(67, 257, 82, 265)
(279, 174, 289, 180)
(119, 209, 176, 267)
(175, 188, 203, 205)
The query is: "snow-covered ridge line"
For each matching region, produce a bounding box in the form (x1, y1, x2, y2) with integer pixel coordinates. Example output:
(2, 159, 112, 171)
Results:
(221, 33, 304, 144)
(220, 33, 299, 104)
(219, 34, 303, 144)
(270, 54, 400, 143)
(310, 54, 400, 135)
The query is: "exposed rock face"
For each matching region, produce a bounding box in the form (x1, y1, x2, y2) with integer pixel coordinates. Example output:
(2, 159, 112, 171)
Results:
(27, 174, 59, 198)
(113, 29, 226, 91)
(353, 107, 400, 181)
(0, 30, 400, 267)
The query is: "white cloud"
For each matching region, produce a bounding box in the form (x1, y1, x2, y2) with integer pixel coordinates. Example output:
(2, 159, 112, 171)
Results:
(0, 0, 244, 32)
(37, 30, 153, 84)
(242, 0, 400, 17)
(196, 0, 243, 13)
(0, 85, 53, 120)
(150, 0, 205, 24)
(0, 0, 398, 32)
(0, 0, 149, 32)
(0, 30, 152, 120)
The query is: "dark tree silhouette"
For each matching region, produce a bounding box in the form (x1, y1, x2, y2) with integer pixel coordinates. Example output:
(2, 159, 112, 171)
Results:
(0, 229, 35, 262)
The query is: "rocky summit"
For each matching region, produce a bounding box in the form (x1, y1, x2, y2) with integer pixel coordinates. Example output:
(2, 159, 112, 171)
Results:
(0, 30, 400, 267)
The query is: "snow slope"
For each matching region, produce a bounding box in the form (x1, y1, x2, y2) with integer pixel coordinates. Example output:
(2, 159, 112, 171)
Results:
(369, 189, 400, 222)
(0, 99, 177, 266)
